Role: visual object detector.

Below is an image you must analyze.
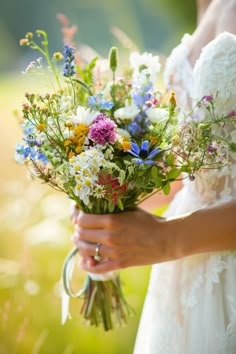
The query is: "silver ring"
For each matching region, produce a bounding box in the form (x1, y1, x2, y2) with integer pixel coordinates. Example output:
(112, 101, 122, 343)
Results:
(94, 243, 102, 262)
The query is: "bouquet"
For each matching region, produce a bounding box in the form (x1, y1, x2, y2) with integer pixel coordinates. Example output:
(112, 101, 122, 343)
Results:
(15, 30, 236, 331)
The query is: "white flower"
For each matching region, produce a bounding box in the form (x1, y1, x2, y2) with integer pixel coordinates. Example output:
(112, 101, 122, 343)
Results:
(22, 57, 42, 75)
(60, 96, 72, 111)
(114, 104, 140, 121)
(129, 51, 161, 83)
(116, 128, 131, 141)
(146, 107, 169, 123)
(72, 106, 99, 126)
(69, 148, 107, 205)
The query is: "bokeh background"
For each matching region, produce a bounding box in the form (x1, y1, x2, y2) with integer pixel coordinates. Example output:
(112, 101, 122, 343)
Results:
(0, 1, 196, 353)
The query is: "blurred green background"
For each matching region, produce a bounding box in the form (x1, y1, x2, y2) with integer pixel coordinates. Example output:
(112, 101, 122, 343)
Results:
(0, 0, 196, 353)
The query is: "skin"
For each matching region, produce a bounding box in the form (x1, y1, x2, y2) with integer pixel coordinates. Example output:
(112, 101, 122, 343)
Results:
(73, 0, 236, 273)
(189, 0, 236, 66)
(196, 0, 212, 24)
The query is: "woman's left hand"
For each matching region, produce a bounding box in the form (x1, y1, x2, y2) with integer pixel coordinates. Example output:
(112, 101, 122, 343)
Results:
(72, 208, 177, 274)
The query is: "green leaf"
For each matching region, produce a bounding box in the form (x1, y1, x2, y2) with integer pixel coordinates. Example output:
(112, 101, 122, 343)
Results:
(108, 200, 115, 213)
(88, 57, 98, 70)
(117, 197, 124, 211)
(151, 165, 158, 180)
(167, 168, 182, 181)
(165, 153, 175, 166)
(162, 181, 171, 195)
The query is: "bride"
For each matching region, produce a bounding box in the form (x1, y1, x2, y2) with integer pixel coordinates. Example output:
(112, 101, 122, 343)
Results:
(73, 0, 236, 352)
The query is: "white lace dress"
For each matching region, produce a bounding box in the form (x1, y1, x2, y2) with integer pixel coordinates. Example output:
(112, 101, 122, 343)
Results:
(134, 32, 236, 354)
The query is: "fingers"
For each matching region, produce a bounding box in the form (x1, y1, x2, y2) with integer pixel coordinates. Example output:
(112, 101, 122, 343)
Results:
(77, 211, 111, 229)
(73, 226, 107, 244)
(73, 237, 118, 259)
(70, 202, 80, 225)
(80, 257, 122, 274)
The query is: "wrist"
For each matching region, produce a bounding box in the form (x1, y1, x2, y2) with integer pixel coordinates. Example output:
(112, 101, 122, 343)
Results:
(160, 211, 196, 260)
(157, 215, 186, 261)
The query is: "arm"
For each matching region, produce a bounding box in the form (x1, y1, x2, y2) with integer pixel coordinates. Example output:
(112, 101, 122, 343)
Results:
(196, 0, 212, 24)
(73, 199, 236, 274)
(188, 0, 236, 67)
(166, 199, 236, 258)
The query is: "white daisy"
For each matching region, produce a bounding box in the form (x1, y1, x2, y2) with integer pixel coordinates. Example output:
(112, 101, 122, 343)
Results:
(72, 106, 99, 126)
(146, 107, 169, 123)
(129, 51, 161, 84)
(114, 104, 140, 121)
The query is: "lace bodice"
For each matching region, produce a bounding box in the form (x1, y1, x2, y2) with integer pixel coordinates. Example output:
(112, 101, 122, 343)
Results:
(165, 32, 236, 205)
(134, 32, 236, 354)
(164, 33, 194, 110)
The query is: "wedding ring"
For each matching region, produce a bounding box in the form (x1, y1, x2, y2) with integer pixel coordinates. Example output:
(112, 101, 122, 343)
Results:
(94, 243, 102, 262)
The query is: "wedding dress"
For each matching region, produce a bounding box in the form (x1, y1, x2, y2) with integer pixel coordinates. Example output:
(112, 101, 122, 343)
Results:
(134, 32, 236, 354)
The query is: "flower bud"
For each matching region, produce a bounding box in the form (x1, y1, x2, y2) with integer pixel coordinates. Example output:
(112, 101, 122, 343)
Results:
(53, 52, 63, 61)
(169, 91, 176, 109)
(109, 47, 118, 72)
(20, 38, 29, 46)
(25, 32, 33, 40)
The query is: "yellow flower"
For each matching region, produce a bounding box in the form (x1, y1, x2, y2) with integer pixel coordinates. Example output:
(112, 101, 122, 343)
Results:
(65, 121, 74, 128)
(64, 139, 72, 147)
(121, 140, 132, 151)
(85, 179, 92, 187)
(149, 136, 159, 146)
(73, 124, 89, 137)
(68, 151, 75, 158)
(75, 144, 82, 154)
(37, 124, 45, 131)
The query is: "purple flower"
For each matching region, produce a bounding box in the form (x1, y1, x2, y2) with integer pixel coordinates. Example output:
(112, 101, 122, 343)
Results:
(89, 117, 117, 145)
(23, 135, 42, 147)
(228, 110, 236, 117)
(128, 140, 160, 165)
(63, 44, 76, 77)
(203, 95, 213, 102)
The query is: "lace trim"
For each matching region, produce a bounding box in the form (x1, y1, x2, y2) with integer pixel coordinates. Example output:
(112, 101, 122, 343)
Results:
(164, 33, 193, 109)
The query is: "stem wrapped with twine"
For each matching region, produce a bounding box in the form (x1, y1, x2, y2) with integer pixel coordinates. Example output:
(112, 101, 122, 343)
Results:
(62, 247, 133, 331)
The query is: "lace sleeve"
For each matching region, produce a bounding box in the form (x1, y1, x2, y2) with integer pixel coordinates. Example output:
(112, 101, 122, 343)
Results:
(164, 34, 194, 110)
(193, 32, 236, 115)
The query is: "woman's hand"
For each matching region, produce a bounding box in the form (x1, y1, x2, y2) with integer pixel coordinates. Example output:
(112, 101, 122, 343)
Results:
(72, 208, 178, 274)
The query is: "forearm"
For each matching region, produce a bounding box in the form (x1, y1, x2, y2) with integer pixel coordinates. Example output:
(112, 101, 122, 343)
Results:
(165, 199, 236, 259)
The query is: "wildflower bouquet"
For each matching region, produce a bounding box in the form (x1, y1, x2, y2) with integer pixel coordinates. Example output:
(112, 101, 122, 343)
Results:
(15, 30, 236, 331)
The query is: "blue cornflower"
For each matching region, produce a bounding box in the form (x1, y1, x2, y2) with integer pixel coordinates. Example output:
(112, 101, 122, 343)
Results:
(127, 121, 142, 138)
(15, 144, 37, 160)
(21, 122, 35, 135)
(127, 112, 151, 138)
(63, 44, 76, 77)
(88, 94, 114, 110)
(132, 93, 152, 107)
(38, 152, 49, 165)
(128, 140, 160, 165)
